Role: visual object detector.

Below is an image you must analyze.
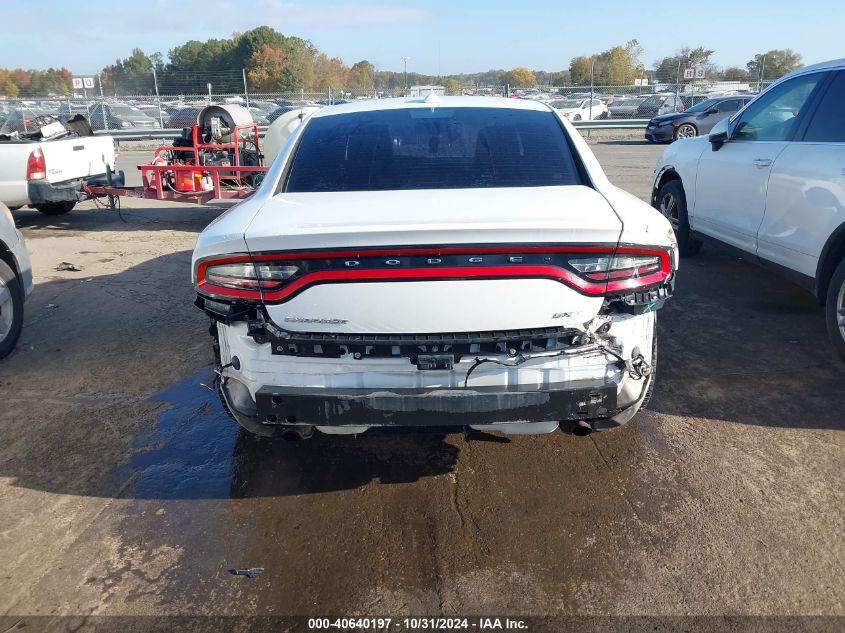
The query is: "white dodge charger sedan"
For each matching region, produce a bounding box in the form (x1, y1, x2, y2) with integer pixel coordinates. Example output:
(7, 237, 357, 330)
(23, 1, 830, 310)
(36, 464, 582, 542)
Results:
(651, 58, 845, 359)
(192, 96, 677, 439)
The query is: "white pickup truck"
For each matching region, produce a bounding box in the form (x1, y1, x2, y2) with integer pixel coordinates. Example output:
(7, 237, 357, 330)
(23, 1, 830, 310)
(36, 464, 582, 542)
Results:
(0, 120, 115, 215)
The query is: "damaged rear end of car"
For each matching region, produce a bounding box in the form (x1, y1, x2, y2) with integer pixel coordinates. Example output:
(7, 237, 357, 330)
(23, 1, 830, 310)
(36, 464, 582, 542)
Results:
(192, 98, 677, 439)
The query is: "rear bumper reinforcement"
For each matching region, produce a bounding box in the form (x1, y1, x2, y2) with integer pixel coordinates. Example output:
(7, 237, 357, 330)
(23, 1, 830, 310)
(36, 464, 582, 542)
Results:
(243, 380, 618, 428)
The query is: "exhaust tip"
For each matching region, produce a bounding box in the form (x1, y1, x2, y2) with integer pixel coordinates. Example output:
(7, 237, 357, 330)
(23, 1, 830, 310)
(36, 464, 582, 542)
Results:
(572, 420, 594, 436)
(280, 426, 314, 441)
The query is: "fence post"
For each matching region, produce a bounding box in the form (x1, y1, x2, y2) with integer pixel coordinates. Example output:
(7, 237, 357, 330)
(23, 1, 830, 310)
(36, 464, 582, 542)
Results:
(97, 75, 108, 131)
(242, 68, 250, 108)
(151, 67, 164, 128)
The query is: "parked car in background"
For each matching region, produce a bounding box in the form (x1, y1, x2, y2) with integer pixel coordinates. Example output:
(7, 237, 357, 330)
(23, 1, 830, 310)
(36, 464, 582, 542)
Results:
(137, 105, 168, 125)
(636, 93, 685, 118)
(86, 103, 161, 131)
(608, 97, 645, 119)
(549, 97, 608, 121)
(652, 58, 845, 358)
(193, 96, 676, 440)
(56, 102, 93, 124)
(0, 108, 53, 135)
(0, 202, 33, 359)
(645, 95, 755, 142)
(267, 100, 315, 122)
(167, 106, 202, 128)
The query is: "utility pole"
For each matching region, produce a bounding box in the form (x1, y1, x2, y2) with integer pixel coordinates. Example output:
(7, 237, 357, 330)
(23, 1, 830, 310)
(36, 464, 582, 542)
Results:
(759, 55, 767, 90)
(589, 58, 595, 121)
(151, 66, 163, 128)
(402, 56, 409, 95)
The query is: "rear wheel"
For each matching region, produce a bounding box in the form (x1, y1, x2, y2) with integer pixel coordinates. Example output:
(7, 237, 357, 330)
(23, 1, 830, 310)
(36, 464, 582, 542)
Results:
(673, 123, 697, 140)
(35, 201, 76, 216)
(572, 114, 582, 121)
(0, 260, 24, 360)
(825, 258, 845, 361)
(656, 180, 702, 257)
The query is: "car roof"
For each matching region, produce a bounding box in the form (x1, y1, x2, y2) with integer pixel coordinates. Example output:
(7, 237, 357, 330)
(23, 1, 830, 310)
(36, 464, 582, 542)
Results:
(795, 58, 845, 74)
(310, 96, 553, 119)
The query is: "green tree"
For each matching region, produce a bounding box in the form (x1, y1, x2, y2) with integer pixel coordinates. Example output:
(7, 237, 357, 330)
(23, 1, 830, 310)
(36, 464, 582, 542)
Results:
(721, 66, 749, 82)
(747, 49, 802, 81)
(653, 47, 716, 82)
(100, 48, 155, 94)
(440, 78, 463, 95)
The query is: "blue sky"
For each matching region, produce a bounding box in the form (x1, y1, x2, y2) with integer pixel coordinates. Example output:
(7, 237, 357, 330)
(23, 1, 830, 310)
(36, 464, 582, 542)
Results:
(2, 0, 842, 74)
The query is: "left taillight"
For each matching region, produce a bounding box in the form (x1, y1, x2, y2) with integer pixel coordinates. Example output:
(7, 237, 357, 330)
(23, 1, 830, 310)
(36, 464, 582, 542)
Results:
(26, 148, 46, 181)
(568, 249, 671, 293)
(197, 258, 298, 300)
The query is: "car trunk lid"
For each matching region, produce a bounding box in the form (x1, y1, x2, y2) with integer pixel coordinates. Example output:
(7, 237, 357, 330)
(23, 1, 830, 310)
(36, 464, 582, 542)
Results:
(242, 185, 623, 333)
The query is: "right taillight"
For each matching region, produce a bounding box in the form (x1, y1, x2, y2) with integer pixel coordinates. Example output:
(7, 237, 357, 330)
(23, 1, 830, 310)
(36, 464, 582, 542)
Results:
(568, 248, 672, 293)
(26, 148, 46, 181)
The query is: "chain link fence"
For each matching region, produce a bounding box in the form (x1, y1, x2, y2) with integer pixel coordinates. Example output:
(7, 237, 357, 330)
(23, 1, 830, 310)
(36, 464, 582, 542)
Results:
(0, 76, 775, 134)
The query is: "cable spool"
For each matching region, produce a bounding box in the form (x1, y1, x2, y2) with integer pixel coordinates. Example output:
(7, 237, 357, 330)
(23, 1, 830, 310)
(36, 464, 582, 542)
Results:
(198, 104, 253, 143)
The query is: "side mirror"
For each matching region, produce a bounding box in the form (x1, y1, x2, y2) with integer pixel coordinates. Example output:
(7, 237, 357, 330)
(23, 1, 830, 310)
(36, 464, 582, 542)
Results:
(708, 118, 729, 151)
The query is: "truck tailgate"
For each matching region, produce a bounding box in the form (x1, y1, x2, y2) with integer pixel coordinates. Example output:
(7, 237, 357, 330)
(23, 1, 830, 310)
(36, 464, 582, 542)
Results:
(40, 135, 115, 184)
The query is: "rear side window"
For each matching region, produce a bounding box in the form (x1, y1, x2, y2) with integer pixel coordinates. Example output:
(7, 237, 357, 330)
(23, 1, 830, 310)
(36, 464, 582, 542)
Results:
(804, 71, 845, 143)
(284, 107, 582, 192)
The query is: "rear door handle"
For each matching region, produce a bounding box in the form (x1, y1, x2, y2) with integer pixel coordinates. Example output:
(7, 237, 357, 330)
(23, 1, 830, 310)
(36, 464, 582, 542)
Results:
(753, 158, 772, 168)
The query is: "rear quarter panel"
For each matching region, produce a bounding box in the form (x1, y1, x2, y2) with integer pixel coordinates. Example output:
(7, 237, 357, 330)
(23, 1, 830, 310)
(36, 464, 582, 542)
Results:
(0, 142, 35, 207)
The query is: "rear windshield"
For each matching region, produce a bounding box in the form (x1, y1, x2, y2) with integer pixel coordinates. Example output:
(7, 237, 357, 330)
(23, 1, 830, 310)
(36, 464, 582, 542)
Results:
(284, 107, 582, 192)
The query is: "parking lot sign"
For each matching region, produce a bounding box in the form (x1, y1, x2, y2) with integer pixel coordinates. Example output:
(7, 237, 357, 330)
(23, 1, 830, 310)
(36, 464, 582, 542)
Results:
(695, 68, 706, 79)
(72, 78, 83, 89)
(83, 77, 95, 89)
(683, 68, 695, 80)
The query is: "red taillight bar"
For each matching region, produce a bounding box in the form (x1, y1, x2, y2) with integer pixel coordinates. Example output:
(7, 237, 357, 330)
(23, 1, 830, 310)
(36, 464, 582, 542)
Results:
(195, 246, 673, 303)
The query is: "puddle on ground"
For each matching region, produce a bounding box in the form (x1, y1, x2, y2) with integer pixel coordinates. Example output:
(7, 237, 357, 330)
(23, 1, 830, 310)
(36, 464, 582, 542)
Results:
(113, 369, 461, 500)
(115, 370, 240, 499)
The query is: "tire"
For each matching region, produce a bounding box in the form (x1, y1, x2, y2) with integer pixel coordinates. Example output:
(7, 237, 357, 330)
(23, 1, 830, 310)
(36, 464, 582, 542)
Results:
(573, 114, 582, 121)
(825, 258, 845, 362)
(0, 259, 24, 360)
(35, 201, 76, 216)
(655, 180, 702, 257)
(673, 122, 698, 141)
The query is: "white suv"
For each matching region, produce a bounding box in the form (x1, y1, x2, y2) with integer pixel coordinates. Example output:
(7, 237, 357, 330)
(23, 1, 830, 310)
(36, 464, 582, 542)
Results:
(652, 59, 845, 359)
(0, 203, 33, 359)
(193, 96, 676, 439)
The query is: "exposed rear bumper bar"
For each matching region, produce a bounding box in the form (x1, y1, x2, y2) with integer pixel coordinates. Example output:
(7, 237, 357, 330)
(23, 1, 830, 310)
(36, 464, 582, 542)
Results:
(243, 380, 618, 428)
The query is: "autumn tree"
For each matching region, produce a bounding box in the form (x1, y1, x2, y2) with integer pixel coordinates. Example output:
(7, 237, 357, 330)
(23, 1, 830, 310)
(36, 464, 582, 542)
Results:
(313, 54, 349, 91)
(598, 40, 645, 85)
(247, 44, 287, 92)
(501, 67, 536, 88)
(747, 49, 802, 81)
(347, 60, 375, 93)
(569, 56, 594, 85)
